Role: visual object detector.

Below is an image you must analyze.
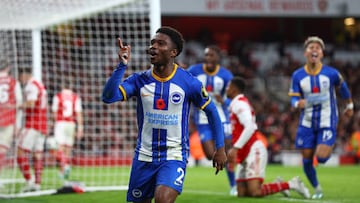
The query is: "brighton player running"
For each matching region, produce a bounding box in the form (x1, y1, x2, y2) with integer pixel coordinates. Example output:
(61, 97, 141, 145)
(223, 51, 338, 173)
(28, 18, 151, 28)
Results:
(289, 36, 354, 199)
(226, 76, 310, 198)
(52, 80, 84, 179)
(187, 45, 235, 195)
(17, 68, 48, 192)
(102, 26, 227, 203)
(0, 59, 23, 187)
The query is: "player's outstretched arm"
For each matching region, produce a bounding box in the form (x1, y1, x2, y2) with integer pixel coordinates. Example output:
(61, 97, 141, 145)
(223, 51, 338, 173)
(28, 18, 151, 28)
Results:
(102, 38, 131, 103)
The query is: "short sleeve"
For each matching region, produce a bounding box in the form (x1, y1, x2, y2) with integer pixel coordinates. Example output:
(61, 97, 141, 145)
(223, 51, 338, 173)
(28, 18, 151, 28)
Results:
(75, 96, 82, 113)
(51, 95, 59, 112)
(25, 82, 39, 101)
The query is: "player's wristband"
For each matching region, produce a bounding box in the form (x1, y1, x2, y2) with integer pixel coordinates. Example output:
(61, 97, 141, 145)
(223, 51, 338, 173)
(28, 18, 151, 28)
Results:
(345, 103, 354, 110)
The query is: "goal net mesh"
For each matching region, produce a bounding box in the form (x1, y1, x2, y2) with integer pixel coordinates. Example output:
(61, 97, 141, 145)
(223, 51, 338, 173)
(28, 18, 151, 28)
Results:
(0, 0, 155, 198)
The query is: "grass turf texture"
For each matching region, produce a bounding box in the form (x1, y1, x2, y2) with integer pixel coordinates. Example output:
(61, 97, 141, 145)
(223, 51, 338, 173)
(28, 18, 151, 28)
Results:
(2, 165, 359, 203)
(0, 166, 130, 194)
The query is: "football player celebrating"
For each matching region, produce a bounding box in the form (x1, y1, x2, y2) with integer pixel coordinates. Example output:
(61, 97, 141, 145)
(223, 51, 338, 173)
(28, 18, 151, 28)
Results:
(102, 26, 227, 203)
(289, 36, 354, 199)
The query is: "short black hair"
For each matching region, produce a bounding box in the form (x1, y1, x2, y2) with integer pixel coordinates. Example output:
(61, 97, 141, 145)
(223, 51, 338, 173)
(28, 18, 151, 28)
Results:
(156, 26, 184, 56)
(231, 76, 246, 92)
(19, 67, 32, 74)
(206, 45, 222, 57)
(61, 78, 73, 89)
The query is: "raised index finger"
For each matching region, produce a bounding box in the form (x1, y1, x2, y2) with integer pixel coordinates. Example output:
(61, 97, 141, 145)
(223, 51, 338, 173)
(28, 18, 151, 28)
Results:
(118, 37, 124, 49)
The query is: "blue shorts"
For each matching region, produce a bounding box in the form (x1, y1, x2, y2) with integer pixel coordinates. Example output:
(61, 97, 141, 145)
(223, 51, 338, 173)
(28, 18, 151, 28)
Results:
(197, 124, 230, 143)
(295, 126, 336, 149)
(126, 159, 186, 202)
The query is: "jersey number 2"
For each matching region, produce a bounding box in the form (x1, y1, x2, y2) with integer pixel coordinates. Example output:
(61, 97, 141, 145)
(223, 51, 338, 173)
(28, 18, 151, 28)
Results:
(174, 167, 184, 186)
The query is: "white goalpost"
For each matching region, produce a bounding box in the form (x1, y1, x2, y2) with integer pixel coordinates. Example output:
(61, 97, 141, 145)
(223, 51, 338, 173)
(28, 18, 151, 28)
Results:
(0, 0, 160, 198)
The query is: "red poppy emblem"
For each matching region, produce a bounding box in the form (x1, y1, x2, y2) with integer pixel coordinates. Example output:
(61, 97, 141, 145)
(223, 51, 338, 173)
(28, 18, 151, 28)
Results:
(312, 86, 319, 93)
(156, 98, 166, 110)
(206, 85, 213, 92)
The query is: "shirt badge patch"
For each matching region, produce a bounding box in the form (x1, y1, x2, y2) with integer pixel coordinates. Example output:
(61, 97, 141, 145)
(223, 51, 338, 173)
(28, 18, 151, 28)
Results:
(170, 92, 183, 104)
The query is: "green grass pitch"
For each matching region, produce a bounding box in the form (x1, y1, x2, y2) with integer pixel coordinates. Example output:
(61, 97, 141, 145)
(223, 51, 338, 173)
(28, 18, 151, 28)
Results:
(2, 165, 359, 203)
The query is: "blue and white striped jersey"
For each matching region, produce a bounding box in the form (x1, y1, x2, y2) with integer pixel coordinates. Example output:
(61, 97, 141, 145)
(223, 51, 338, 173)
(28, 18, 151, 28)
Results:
(119, 64, 213, 162)
(289, 64, 349, 129)
(187, 63, 233, 125)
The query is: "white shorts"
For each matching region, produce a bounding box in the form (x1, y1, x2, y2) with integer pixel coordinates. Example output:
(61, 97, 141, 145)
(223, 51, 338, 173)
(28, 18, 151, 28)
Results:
(18, 128, 46, 152)
(235, 140, 268, 182)
(54, 121, 76, 147)
(0, 125, 15, 150)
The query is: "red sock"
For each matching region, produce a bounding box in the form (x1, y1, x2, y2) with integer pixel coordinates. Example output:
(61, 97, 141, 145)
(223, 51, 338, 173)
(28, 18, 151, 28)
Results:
(17, 156, 31, 181)
(63, 153, 70, 166)
(261, 182, 290, 196)
(56, 150, 66, 172)
(34, 157, 43, 184)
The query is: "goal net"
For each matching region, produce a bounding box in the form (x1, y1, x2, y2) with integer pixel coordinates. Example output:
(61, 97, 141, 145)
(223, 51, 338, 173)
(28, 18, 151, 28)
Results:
(0, 0, 160, 198)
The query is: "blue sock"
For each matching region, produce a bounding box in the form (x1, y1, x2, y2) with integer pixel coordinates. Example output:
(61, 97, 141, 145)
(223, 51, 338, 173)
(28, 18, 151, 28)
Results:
(317, 156, 329, 164)
(226, 165, 236, 187)
(303, 158, 318, 188)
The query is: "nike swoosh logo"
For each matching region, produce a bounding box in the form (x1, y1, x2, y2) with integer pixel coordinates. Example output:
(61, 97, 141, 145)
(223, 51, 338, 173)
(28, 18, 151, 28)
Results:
(141, 93, 153, 97)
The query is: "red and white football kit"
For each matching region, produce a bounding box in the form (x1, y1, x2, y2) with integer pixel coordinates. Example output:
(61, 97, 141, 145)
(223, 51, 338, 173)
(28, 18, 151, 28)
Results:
(0, 72, 22, 150)
(17, 77, 48, 186)
(52, 89, 82, 147)
(229, 94, 267, 183)
(18, 78, 48, 152)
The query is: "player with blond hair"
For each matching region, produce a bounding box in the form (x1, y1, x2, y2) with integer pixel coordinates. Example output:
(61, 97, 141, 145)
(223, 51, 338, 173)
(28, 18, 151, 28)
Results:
(289, 36, 354, 199)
